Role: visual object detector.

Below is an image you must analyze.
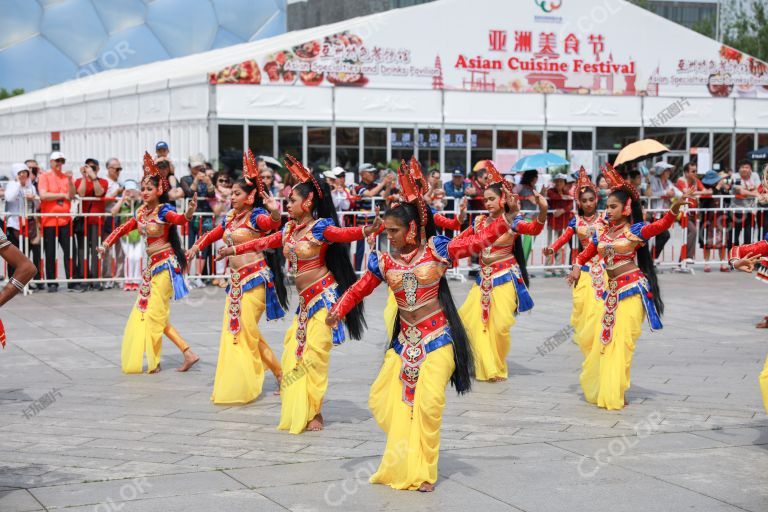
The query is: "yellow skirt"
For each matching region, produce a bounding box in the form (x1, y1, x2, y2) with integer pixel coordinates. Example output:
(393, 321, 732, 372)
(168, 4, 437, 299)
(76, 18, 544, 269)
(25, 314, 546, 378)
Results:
(571, 274, 604, 358)
(760, 354, 768, 414)
(368, 344, 455, 490)
(278, 308, 333, 434)
(121, 269, 173, 374)
(458, 282, 517, 381)
(580, 295, 643, 410)
(211, 285, 278, 405)
(384, 289, 398, 342)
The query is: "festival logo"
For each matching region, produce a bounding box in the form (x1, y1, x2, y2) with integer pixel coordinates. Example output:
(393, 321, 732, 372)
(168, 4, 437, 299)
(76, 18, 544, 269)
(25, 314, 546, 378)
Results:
(535, 0, 562, 13)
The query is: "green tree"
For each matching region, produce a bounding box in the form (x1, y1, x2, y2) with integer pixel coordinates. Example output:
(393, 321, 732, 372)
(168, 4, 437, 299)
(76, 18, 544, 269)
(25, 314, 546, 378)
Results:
(723, 1, 768, 61)
(0, 88, 24, 100)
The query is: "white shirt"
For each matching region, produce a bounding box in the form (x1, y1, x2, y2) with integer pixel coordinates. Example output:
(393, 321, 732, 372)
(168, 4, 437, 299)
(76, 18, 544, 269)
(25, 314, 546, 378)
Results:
(4, 181, 38, 231)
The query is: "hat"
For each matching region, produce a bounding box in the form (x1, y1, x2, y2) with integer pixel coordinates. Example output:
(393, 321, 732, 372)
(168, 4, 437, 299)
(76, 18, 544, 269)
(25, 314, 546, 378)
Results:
(553, 173, 568, 181)
(652, 161, 674, 174)
(188, 153, 205, 168)
(358, 163, 376, 173)
(124, 179, 139, 191)
(156, 141, 169, 151)
(11, 163, 29, 175)
(50, 151, 65, 161)
(451, 168, 465, 177)
(701, 170, 722, 186)
(323, 166, 345, 179)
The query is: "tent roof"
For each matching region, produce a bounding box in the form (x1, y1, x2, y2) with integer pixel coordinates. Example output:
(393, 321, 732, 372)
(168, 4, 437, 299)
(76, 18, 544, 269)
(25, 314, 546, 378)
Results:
(0, 2, 428, 113)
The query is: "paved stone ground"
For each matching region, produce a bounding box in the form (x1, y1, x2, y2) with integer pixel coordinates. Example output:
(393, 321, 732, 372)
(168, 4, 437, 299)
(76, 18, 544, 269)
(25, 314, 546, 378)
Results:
(1, 271, 768, 511)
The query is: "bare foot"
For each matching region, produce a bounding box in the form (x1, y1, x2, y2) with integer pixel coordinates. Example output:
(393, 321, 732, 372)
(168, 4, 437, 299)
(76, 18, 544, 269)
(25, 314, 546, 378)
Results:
(176, 350, 200, 372)
(148, 364, 161, 374)
(624, 397, 629, 406)
(418, 482, 435, 492)
(307, 413, 324, 431)
(488, 377, 507, 383)
(274, 374, 282, 395)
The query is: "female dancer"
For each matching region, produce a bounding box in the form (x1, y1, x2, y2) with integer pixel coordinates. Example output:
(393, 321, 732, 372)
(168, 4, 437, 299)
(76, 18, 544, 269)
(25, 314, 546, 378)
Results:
(186, 151, 287, 404)
(382, 158, 467, 343)
(457, 162, 546, 382)
(544, 167, 606, 358)
(0, 228, 37, 348)
(567, 164, 692, 410)
(97, 153, 199, 374)
(218, 155, 376, 433)
(728, 235, 768, 411)
(326, 164, 520, 492)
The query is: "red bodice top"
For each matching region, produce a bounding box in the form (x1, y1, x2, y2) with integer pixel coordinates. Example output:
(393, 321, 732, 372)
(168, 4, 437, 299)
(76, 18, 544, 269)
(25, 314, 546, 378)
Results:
(550, 213, 606, 254)
(457, 214, 544, 266)
(102, 204, 187, 250)
(193, 207, 280, 257)
(331, 214, 513, 319)
(576, 212, 676, 270)
(231, 217, 367, 277)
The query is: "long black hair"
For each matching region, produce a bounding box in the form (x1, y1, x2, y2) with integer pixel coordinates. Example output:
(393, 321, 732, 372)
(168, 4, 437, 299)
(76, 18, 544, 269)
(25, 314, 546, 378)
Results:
(609, 189, 664, 316)
(147, 176, 187, 273)
(384, 202, 474, 395)
(235, 177, 289, 311)
(487, 182, 529, 287)
(293, 179, 366, 339)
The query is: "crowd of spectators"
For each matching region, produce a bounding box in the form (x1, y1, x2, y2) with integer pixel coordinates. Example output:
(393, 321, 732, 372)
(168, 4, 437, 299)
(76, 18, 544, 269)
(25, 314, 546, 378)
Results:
(2, 145, 766, 290)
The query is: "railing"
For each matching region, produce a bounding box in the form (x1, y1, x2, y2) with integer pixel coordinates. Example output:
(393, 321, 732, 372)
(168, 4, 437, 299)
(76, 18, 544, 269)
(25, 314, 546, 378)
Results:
(2, 194, 766, 293)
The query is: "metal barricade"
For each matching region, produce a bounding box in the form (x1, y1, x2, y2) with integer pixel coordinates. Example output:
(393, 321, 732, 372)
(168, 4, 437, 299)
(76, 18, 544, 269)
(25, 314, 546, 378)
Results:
(5, 193, 768, 292)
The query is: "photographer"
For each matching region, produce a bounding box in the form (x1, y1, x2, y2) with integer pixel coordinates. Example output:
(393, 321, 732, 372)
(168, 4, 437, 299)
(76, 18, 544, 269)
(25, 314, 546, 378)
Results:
(180, 154, 216, 287)
(353, 163, 394, 269)
(74, 158, 108, 290)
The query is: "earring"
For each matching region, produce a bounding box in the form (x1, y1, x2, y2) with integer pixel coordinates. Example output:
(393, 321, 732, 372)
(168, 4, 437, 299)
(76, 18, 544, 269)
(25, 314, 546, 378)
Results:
(302, 198, 312, 213)
(406, 221, 417, 245)
(622, 198, 632, 217)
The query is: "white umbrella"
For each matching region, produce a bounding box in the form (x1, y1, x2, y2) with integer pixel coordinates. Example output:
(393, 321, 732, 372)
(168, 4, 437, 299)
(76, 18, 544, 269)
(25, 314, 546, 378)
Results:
(258, 155, 282, 169)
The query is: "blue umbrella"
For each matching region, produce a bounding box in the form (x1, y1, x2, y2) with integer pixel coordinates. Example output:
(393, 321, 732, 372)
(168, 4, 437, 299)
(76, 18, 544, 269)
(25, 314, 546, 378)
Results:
(747, 147, 768, 160)
(512, 152, 570, 172)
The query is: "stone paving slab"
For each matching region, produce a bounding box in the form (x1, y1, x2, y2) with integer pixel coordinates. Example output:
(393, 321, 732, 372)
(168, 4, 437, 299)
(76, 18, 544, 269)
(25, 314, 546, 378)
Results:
(0, 271, 767, 511)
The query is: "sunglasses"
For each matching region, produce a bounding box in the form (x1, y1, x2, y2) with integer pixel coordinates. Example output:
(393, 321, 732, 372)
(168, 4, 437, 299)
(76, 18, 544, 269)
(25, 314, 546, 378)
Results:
(261, 175, 272, 180)
(110, 166, 123, 172)
(217, 179, 231, 184)
(55, 159, 66, 164)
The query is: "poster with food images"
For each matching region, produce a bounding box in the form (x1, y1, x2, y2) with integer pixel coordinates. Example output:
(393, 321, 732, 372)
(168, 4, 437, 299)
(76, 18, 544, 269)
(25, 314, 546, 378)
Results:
(208, 0, 768, 98)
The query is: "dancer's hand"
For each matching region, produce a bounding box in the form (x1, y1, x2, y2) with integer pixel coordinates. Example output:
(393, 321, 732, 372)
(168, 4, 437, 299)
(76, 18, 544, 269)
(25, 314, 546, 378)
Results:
(262, 191, 280, 217)
(217, 246, 235, 261)
(542, 247, 554, 256)
(364, 207, 381, 236)
(566, 264, 581, 286)
(733, 252, 761, 273)
(502, 190, 519, 224)
(185, 193, 198, 221)
(185, 246, 198, 262)
(96, 244, 106, 258)
(325, 310, 340, 328)
(458, 197, 468, 224)
(671, 188, 695, 215)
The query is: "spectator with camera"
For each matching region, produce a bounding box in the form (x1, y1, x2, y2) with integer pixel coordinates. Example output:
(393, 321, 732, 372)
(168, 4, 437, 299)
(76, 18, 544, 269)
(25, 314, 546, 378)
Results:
(75, 158, 108, 290)
(181, 154, 216, 287)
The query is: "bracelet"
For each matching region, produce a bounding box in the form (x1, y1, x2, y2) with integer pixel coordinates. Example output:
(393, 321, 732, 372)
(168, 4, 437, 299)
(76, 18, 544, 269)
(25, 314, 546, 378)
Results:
(9, 277, 25, 292)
